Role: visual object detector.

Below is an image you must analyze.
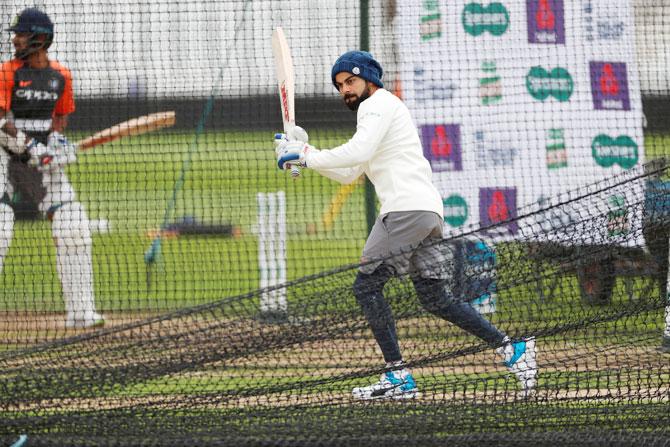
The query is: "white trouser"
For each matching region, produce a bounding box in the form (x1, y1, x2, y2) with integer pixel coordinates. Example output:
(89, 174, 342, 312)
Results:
(0, 149, 8, 195)
(0, 202, 14, 273)
(39, 167, 76, 213)
(0, 150, 12, 273)
(51, 201, 97, 322)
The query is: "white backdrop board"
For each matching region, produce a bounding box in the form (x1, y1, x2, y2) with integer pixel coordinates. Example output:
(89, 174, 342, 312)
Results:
(396, 0, 645, 246)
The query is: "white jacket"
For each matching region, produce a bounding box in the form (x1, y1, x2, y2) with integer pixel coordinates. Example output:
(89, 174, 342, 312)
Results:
(305, 88, 443, 217)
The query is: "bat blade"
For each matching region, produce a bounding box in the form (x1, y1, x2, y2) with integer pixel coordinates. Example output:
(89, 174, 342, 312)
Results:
(272, 27, 300, 177)
(272, 27, 295, 134)
(76, 111, 176, 151)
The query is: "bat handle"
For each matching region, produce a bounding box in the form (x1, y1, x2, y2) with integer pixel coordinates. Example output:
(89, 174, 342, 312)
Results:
(285, 126, 302, 178)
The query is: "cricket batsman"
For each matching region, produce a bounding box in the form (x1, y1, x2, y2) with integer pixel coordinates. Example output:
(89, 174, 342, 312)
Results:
(0, 8, 103, 328)
(274, 50, 538, 399)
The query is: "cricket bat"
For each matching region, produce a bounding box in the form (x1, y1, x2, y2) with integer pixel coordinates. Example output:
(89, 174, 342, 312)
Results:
(272, 27, 300, 178)
(76, 111, 176, 151)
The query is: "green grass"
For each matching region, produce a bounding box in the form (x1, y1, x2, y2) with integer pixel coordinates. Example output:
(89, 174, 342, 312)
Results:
(113, 365, 670, 399)
(1, 102, 669, 446)
(643, 134, 670, 170)
(0, 129, 367, 312)
(0, 130, 668, 320)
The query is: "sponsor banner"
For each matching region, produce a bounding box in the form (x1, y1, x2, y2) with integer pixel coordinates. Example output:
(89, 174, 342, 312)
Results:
(524, 167, 646, 248)
(396, 0, 644, 247)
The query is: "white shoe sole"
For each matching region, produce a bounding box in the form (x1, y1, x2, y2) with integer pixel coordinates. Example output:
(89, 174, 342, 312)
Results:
(352, 389, 419, 401)
(65, 315, 105, 329)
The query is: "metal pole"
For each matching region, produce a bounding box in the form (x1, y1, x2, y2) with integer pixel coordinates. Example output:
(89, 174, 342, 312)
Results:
(360, 0, 377, 234)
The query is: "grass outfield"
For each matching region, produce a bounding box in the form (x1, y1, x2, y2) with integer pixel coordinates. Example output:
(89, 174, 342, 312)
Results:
(0, 130, 667, 442)
(0, 129, 366, 312)
(0, 130, 668, 315)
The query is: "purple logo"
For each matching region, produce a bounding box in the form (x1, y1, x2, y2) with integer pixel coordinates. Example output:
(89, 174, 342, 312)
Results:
(527, 0, 565, 44)
(590, 62, 630, 111)
(479, 187, 518, 234)
(420, 124, 462, 172)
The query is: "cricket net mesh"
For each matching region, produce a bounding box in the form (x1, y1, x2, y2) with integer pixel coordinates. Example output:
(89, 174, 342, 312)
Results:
(0, 0, 669, 445)
(0, 164, 668, 446)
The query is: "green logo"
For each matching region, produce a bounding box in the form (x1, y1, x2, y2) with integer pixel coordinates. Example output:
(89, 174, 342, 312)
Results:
(420, 13, 442, 40)
(462, 2, 510, 36)
(480, 61, 502, 105)
(526, 66, 573, 102)
(546, 128, 567, 169)
(443, 195, 468, 227)
(421, 1, 442, 40)
(606, 195, 629, 237)
(592, 134, 638, 169)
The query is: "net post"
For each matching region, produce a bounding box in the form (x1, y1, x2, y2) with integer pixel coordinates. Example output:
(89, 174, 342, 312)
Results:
(360, 0, 376, 234)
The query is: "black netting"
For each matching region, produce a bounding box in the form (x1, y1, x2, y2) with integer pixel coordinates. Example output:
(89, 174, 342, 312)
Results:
(0, 1, 669, 445)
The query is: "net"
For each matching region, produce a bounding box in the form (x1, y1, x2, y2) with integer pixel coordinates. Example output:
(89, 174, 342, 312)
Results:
(0, 0, 669, 445)
(1, 164, 668, 445)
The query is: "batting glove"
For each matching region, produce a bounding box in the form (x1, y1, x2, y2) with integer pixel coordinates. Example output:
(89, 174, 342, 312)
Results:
(25, 138, 56, 168)
(44, 131, 77, 170)
(288, 125, 309, 143)
(273, 125, 309, 155)
(274, 132, 290, 157)
(276, 140, 316, 170)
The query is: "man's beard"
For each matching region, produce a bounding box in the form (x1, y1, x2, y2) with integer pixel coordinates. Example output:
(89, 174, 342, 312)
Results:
(344, 87, 371, 111)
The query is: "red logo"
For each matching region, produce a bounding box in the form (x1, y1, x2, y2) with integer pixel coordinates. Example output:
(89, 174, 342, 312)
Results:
(18, 80, 32, 87)
(599, 63, 619, 95)
(487, 191, 509, 223)
(280, 82, 291, 123)
(536, 0, 555, 30)
(431, 125, 452, 157)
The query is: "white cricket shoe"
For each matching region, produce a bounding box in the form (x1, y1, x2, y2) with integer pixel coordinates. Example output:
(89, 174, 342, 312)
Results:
(352, 369, 419, 400)
(497, 337, 538, 397)
(66, 312, 106, 329)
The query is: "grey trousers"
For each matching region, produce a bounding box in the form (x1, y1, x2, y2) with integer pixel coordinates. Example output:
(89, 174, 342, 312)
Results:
(360, 211, 450, 279)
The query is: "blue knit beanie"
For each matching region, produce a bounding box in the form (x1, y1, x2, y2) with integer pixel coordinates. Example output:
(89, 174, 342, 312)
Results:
(331, 51, 384, 89)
